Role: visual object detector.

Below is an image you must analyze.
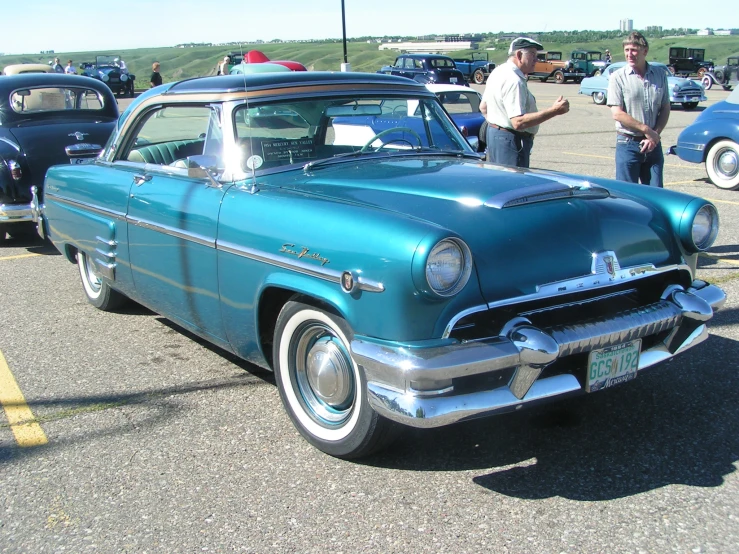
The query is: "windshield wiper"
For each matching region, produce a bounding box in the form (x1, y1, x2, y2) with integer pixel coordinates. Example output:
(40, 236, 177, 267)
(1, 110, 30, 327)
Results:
(304, 148, 482, 172)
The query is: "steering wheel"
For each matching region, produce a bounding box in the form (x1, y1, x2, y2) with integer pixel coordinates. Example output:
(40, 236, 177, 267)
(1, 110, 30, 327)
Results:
(360, 127, 422, 153)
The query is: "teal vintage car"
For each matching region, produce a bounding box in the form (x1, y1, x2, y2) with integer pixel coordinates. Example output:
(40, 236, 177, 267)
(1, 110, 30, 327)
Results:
(37, 72, 725, 459)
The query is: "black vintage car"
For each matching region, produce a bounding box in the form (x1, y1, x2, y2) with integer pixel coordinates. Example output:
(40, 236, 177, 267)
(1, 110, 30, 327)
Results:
(701, 57, 739, 91)
(668, 47, 714, 78)
(79, 55, 135, 97)
(377, 54, 468, 86)
(0, 74, 118, 242)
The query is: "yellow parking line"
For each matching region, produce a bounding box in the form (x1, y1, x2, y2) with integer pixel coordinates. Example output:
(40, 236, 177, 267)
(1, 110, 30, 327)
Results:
(0, 349, 48, 447)
(0, 253, 41, 262)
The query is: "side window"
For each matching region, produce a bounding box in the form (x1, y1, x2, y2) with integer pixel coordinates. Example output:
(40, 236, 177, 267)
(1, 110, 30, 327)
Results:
(394, 58, 403, 68)
(123, 105, 215, 166)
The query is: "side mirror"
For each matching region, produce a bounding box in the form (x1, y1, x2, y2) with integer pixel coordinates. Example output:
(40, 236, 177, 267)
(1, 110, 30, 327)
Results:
(65, 143, 103, 164)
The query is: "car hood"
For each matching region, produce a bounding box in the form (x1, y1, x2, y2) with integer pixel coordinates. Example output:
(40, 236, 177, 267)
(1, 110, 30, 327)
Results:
(9, 118, 115, 193)
(269, 157, 680, 302)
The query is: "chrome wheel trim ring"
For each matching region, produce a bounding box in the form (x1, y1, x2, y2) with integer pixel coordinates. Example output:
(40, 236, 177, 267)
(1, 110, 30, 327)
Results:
(293, 322, 355, 426)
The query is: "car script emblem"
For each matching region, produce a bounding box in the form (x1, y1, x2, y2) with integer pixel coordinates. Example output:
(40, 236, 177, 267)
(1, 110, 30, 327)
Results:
(69, 132, 89, 141)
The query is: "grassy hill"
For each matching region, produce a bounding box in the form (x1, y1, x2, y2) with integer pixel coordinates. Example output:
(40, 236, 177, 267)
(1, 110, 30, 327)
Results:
(3, 35, 738, 85)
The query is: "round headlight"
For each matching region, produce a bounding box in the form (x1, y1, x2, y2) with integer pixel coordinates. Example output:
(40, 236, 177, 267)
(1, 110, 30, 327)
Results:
(692, 204, 719, 250)
(120, 73, 128, 81)
(425, 239, 472, 297)
(101, 73, 109, 82)
(673, 83, 680, 93)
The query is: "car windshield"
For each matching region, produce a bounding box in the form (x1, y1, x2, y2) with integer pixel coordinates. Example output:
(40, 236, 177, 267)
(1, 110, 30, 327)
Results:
(9, 87, 106, 113)
(232, 95, 473, 173)
(96, 56, 118, 67)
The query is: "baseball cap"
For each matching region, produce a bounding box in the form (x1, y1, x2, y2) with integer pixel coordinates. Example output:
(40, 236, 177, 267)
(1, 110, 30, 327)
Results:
(508, 37, 544, 55)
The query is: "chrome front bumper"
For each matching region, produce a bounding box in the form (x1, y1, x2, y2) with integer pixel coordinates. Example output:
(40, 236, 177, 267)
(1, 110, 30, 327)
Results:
(353, 280, 725, 429)
(0, 201, 33, 223)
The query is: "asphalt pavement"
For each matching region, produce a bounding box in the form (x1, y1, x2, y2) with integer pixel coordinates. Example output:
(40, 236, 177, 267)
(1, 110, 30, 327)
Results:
(1, 81, 738, 553)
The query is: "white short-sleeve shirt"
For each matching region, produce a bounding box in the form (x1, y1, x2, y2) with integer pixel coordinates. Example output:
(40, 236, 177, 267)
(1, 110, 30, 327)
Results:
(482, 60, 539, 136)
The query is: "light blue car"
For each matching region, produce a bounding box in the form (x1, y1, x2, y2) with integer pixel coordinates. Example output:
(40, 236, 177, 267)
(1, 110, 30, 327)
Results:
(669, 87, 739, 189)
(579, 61, 707, 110)
(37, 72, 725, 459)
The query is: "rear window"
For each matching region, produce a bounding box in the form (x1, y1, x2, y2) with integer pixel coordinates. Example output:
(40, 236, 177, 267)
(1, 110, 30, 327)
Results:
(9, 87, 106, 114)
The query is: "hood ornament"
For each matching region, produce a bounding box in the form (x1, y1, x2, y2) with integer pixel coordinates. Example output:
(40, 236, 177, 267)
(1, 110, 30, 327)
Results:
(69, 131, 89, 141)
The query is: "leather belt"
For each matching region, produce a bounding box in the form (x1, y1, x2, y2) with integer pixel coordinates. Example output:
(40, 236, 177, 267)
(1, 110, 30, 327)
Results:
(490, 123, 530, 138)
(617, 133, 646, 141)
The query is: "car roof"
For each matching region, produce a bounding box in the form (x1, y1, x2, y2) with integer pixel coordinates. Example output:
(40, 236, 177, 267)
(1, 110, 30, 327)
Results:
(166, 71, 430, 94)
(398, 54, 454, 60)
(425, 83, 481, 96)
(2, 63, 54, 75)
(0, 73, 116, 92)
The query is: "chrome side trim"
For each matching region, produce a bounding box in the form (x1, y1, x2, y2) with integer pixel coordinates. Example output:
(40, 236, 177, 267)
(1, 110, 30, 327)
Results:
(45, 192, 126, 221)
(126, 215, 215, 248)
(217, 240, 385, 293)
(677, 142, 706, 152)
(0, 137, 20, 152)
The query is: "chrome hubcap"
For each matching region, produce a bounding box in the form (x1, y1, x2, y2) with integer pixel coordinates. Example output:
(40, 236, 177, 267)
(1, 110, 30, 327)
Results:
(294, 323, 354, 426)
(82, 255, 102, 293)
(716, 148, 738, 179)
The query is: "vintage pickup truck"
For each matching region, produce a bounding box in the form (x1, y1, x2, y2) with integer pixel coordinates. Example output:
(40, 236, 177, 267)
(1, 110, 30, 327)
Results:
(453, 53, 495, 84)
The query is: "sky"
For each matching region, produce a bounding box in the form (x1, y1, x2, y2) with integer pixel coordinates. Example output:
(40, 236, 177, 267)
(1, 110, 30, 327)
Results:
(3, 0, 735, 54)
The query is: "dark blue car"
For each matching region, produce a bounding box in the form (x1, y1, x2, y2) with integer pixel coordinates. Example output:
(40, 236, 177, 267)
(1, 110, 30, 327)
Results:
(79, 55, 135, 97)
(669, 87, 739, 189)
(377, 54, 468, 86)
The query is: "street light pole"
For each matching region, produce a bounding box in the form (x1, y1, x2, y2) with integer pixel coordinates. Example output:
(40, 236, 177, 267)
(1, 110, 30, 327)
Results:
(340, 0, 350, 71)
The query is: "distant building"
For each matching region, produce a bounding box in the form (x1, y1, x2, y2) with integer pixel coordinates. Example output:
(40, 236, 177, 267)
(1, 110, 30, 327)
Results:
(697, 28, 714, 35)
(714, 29, 737, 36)
(379, 41, 475, 53)
(645, 26, 662, 33)
(620, 18, 633, 32)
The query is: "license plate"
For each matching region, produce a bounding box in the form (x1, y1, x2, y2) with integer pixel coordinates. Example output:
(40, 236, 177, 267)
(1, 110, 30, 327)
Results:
(70, 158, 92, 164)
(450, 77, 457, 83)
(586, 339, 641, 392)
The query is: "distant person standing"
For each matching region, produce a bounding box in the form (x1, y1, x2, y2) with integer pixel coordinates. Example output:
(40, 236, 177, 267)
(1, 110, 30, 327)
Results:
(479, 37, 570, 168)
(218, 56, 230, 76)
(607, 31, 670, 187)
(115, 57, 129, 74)
(150, 62, 162, 88)
(52, 57, 64, 73)
(64, 60, 76, 74)
(604, 49, 612, 64)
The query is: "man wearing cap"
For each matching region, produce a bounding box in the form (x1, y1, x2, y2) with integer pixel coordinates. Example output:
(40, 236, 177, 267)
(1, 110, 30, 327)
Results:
(604, 49, 612, 64)
(480, 37, 570, 168)
(607, 31, 670, 187)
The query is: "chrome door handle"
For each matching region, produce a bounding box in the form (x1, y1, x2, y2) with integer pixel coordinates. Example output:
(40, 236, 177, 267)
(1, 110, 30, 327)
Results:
(133, 174, 152, 186)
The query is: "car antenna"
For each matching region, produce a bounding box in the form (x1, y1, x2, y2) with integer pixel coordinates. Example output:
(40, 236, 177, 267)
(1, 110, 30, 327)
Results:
(238, 44, 259, 194)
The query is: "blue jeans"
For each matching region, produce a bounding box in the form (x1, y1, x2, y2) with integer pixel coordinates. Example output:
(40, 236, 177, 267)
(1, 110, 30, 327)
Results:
(615, 136, 664, 187)
(486, 126, 534, 168)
